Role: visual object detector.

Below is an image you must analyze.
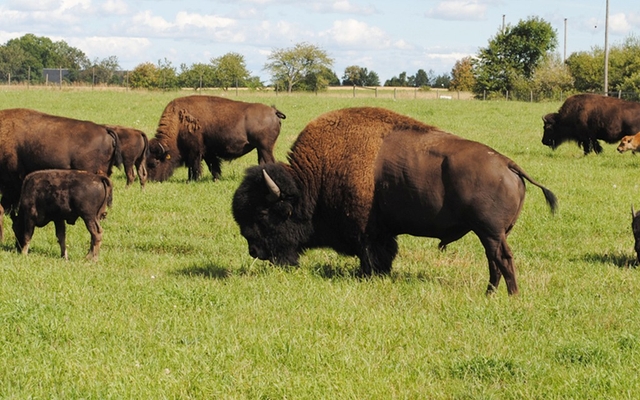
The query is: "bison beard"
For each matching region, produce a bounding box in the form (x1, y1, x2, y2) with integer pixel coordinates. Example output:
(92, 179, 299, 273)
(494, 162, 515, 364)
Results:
(233, 107, 558, 295)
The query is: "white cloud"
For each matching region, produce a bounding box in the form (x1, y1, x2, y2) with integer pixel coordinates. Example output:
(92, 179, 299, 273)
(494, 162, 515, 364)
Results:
(101, 0, 129, 15)
(609, 13, 631, 35)
(322, 19, 392, 49)
(425, 1, 487, 21)
(312, 0, 376, 15)
(70, 36, 151, 58)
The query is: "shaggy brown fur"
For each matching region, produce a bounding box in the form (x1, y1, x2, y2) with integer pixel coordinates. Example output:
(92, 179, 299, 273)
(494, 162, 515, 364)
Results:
(147, 95, 285, 182)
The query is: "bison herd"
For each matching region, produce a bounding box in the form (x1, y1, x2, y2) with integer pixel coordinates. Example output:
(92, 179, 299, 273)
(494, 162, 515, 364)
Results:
(2, 93, 640, 295)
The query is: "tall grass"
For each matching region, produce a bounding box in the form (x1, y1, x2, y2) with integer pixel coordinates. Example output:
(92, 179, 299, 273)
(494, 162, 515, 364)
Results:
(1, 88, 640, 398)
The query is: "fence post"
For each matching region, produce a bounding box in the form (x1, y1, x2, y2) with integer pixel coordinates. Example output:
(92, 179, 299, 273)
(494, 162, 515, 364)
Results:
(394, 88, 397, 100)
(375, 87, 378, 98)
(353, 85, 356, 98)
(530, 90, 533, 102)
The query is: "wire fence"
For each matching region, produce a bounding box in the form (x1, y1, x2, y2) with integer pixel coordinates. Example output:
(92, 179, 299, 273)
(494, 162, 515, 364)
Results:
(2, 81, 640, 103)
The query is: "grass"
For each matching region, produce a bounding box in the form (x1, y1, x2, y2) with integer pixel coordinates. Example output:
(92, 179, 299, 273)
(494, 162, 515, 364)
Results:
(1, 88, 640, 398)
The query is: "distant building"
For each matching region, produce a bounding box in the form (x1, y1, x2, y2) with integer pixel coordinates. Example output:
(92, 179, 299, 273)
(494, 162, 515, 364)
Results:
(43, 68, 69, 84)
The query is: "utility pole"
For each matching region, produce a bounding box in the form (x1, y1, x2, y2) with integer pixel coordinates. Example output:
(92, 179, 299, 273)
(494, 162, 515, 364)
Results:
(604, 0, 610, 95)
(502, 14, 506, 32)
(563, 18, 568, 62)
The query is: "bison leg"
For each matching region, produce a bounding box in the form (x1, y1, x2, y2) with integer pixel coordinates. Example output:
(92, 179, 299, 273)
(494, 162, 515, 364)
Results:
(124, 162, 136, 187)
(359, 236, 398, 276)
(15, 215, 35, 255)
(204, 154, 222, 181)
(136, 159, 148, 189)
(84, 218, 103, 261)
(480, 234, 518, 295)
(0, 202, 3, 242)
(54, 220, 68, 260)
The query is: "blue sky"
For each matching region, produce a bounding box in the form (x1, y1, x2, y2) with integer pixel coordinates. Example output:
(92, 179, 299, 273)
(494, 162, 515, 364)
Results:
(1, 0, 638, 84)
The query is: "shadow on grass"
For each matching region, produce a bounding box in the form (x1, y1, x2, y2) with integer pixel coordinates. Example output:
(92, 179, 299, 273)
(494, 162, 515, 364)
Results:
(173, 263, 232, 280)
(582, 252, 637, 268)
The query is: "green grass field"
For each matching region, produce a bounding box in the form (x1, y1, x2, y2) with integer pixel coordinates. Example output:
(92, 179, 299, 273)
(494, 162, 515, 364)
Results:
(2, 88, 640, 398)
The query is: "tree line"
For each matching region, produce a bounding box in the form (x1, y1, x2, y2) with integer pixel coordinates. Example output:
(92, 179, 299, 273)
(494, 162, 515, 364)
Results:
(2, 23, 640, 100)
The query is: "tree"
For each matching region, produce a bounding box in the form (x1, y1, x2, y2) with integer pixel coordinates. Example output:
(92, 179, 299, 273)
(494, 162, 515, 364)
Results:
(341, 65, 379, 86)
(211, 52, 250, 90)
(0, 43, 26, 83)
(530, 53, 574, 97)
(432, 73, 451, 89)
(567, 36, 640, 96)
(473, 16, 557, 95)
(450, 57, 476, 91)
(264, 42, 333, 92)
(414, 69, 431, 87)
(178, 62, 217, 90)
(129, 62, 159, 89)
(384, 72, 408, 87)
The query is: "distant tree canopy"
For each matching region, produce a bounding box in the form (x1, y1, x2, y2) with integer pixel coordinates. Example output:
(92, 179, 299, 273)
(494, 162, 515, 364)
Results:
(342, 65, 380, 86)
(566, 36, 640, 95)
(450, 57, 476, 91)
(264, 42, 334, 92)
(473, 16, 557, 95)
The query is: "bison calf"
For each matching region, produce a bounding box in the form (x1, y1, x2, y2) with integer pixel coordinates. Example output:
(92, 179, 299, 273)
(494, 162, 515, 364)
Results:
(617, 133, 640, 154)
(12, 170, 113, 261)
(105, 125, 149, 188)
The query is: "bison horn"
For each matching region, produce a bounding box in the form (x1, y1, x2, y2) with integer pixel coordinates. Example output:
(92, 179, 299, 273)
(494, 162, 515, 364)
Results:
(157, 142, 167, 154)
(633, 204, 637, 217)
(262, 169, 281, 201)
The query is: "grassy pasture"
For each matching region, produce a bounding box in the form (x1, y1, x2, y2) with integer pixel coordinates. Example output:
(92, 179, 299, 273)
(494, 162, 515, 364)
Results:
(1, 88, 640, 398)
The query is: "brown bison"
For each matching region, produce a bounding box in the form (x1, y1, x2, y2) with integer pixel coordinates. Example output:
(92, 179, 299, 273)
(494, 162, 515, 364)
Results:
(542, 94, 640, 154)
(0, 108, 121, 241)
(146, 95, 286, 182)
(105, 125, 149, 188)
(617, 132, 640, 154)
(233, 107, 557, 295)
(12, 170, 113, 261)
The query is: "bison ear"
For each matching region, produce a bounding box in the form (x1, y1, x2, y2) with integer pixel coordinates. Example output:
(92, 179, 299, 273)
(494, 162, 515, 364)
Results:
(263, 169, 281, 202)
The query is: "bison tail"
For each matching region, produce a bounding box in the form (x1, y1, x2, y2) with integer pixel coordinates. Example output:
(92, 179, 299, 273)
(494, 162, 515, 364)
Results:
(272, 106, 286, 120)
(106, 127, 124, 170)
(508, 163, 558, 214)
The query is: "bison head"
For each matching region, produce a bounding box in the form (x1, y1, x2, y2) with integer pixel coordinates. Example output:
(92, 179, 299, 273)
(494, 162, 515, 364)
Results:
(232, 163, 313, 266)
(146, 139, 179, 181)
(633, 205, 640, 264)
(541, 113, 561, 149)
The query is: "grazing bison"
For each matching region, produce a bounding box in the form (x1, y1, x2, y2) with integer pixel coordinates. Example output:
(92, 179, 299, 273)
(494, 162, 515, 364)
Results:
(146, 95, 286, 182)
(0, 108, 121, 241)
(617, 132, 640, 154)
(542, 94, 640, 154)
(105, 125, 149, 188)
(233, 107, 558, 295)
(12, 170, 113, 261)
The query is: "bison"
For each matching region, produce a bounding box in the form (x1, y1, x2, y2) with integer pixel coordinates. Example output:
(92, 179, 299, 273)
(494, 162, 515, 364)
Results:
(542, 94, 640, 154)
(0, 108, 121, 241)
(146, 95, 286, 182)
(12, 169, 113, 261)
(617, 132, 640, 154)
(232, 107, 558, 296)
(105, 125, 149, 188)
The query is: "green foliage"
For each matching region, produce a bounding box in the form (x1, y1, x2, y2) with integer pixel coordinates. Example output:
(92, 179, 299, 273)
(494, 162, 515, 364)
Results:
(211, 52, 250, 90)
(341, 65, 380, 86)
(1, 34, 90, 83)
(3, 85, 640, 398)
(129, 59, 178, 90)
(450, 56, 476, 91)
(473, 16, 557, 96)
(265, 42, 334, 92)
